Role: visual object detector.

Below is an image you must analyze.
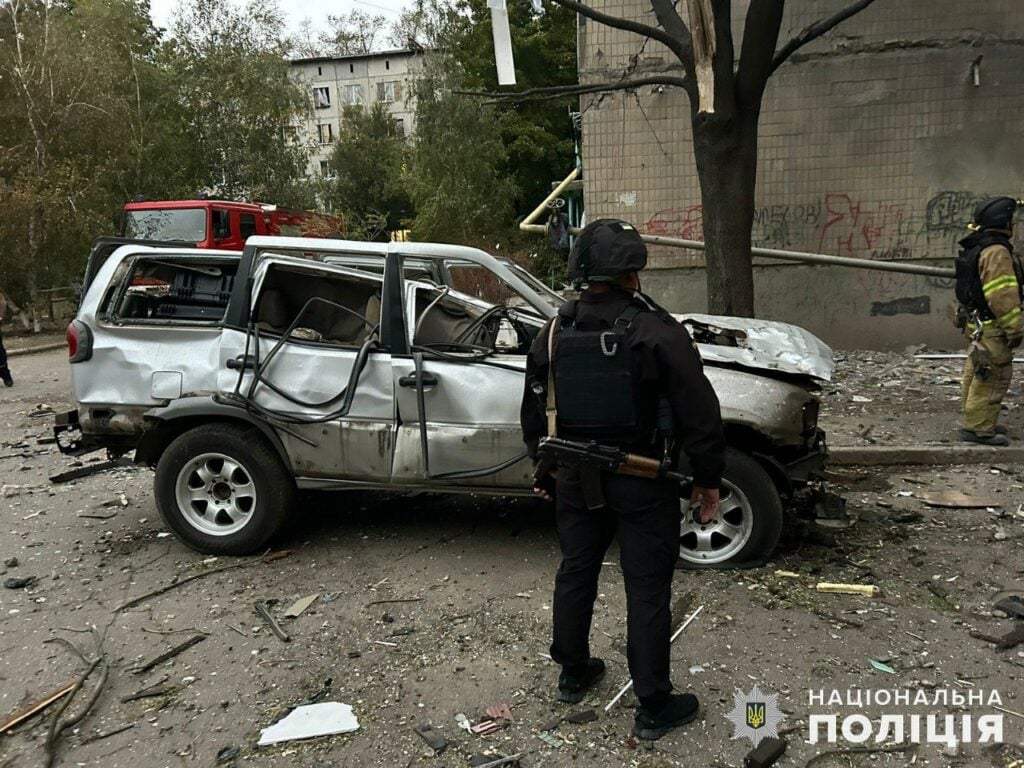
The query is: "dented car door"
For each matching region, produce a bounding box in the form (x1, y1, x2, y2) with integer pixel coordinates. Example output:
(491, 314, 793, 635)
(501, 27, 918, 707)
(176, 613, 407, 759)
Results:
(218, 256, 396, 483)
(390, 282, 533, 491)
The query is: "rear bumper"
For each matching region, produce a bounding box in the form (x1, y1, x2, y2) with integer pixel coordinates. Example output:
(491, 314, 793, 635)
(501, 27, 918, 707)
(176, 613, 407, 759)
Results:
(54, 409, 136, 457)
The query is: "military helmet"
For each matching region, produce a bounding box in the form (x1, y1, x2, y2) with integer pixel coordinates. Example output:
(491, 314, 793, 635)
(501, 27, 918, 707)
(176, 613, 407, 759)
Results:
(970, 196, 1017, 231)
(567, 219, 647, 285)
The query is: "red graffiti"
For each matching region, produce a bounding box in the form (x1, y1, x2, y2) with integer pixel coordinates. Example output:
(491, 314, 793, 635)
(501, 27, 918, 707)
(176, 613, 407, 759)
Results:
(818, 194, 909, 256)
(645, 205, 704, 241)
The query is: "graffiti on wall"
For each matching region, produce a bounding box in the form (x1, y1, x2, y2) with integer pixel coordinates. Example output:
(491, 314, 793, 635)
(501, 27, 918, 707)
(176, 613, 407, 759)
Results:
(644, 190, 987, 261)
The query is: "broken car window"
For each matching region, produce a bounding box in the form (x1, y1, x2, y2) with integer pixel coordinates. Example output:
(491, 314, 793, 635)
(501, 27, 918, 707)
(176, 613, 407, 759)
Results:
(253, 264, 381, 346)
(110, 257, 238, 324)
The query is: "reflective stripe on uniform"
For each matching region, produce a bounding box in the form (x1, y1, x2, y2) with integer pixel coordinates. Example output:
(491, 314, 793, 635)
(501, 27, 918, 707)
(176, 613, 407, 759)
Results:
(982, 275, 1019, 297)
(997, 306, 1022, 325)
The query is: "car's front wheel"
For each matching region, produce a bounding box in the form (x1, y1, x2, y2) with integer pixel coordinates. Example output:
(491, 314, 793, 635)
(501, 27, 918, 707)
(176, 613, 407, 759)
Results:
(678, 447, 783, 568)
(154, 423, 294, 555)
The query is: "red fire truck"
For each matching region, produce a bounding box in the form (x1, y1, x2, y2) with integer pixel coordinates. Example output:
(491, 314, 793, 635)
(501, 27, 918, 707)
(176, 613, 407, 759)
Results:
(117, 199, 345, 250)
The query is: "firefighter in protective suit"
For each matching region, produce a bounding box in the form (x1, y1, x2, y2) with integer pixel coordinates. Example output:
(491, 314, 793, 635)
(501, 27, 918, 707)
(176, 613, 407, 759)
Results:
(955, 197, 1023, 446)
(520, 219, 725, 740)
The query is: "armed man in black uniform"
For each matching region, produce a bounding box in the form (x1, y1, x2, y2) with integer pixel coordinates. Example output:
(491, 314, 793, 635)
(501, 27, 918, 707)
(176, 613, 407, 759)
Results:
(521, 219, 725, 741)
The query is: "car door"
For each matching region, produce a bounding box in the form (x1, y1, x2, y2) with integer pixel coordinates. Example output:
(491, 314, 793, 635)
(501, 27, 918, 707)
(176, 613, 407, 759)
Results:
(389, 281, 533, 492)
(217, 256, 396, 483)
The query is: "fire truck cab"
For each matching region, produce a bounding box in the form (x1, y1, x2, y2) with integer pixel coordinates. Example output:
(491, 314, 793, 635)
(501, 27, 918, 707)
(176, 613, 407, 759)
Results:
(118, 199, 343, 250)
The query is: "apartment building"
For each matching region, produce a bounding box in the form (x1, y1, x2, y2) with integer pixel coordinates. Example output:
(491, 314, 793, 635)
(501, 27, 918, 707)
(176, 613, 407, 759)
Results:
(290, 48, 424, 179)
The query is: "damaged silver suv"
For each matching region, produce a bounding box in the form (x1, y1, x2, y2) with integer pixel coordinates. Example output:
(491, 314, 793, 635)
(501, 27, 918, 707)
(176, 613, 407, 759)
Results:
(56, 236, 838, 567)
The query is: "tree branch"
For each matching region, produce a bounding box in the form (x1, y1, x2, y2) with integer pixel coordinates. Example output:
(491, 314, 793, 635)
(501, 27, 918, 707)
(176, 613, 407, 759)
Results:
(648, 0, 695, 78)
(770, 0, 878, 74)
(735, 0, 785, 107)
(549, 0, 688, 66)
(454, 75, 689, 103)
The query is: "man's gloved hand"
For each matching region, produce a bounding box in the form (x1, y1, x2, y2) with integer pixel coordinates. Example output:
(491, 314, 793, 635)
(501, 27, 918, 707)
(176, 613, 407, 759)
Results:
(690, 486, 720, 524)
(1007, 327, 1024, 349)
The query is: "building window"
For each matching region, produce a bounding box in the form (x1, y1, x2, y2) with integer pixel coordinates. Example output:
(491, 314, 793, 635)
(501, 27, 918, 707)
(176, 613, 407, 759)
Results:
(377, 81, 401, 103)
(317, 123, 333, 144)
(317, 65, 322, 76)
(313, 86, 331, 108)
(385, 60, 390, 70)
(319, 160, 336, 179)
(282, 126, 298, 143)
(349, 63, 354, 73)
(345, 84, 364, 106)
(393, 118, 405, 136)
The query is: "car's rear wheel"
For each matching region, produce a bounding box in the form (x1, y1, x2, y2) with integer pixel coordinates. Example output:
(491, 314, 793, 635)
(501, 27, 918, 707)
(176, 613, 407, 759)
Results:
(678, 448, 783, 568)
(154, 423, 294, 555)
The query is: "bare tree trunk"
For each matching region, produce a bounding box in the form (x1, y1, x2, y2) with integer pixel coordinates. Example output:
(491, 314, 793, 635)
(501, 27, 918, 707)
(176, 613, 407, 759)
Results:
(692, 110, 758, 317)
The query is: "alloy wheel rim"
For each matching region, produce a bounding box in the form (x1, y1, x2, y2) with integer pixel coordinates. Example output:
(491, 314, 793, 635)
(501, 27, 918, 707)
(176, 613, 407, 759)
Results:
(174, 452, 257, 536)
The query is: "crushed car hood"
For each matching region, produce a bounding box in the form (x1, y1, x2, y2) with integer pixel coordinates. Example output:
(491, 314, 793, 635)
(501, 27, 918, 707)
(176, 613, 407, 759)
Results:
(676, 313, 834, 382)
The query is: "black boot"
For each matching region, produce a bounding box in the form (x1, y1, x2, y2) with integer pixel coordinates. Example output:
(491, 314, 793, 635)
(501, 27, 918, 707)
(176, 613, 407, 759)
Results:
(0, 366, 11, 387)
(960, 428, 1009, 447)
(557, 658, 605, 704)
(634, 693, 701, 741)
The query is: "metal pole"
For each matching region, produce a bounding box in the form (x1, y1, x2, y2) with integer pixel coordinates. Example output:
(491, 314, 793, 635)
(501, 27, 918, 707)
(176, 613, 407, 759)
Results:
(521, 167, 579, 232)
(604, 604, 704, 713)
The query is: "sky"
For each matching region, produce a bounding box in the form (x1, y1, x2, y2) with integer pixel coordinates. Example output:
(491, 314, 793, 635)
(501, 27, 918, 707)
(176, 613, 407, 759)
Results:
(148, 0, 412, 37)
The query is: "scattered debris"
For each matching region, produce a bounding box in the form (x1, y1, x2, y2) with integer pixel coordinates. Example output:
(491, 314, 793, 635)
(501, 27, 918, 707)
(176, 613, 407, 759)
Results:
(0, 680, 77, 733)
(689, 664, 706, 674)
(76, 512, 117, 520)
(255, 602, 291, 643)
(81, 723, 134, 744)
(805, 744, 916, 766)
(115, 551, 293, 612)
(366, 597, 423, 607)
(121, 684, 173, 703)
(455, 713, 473, 734)
(969, 625, 1024, 651)
(257, 702, 359, 746)
(4, 557, 18, 568)
(774, 570, 801, 578)
(49, 458, 134, 484)
(414, 725, 448, 753)
(537, 731, 563, 748)
(3, 576, 35, 589)
(886, 510, 923, 524)
(994, 596, 1024, 620)
(486, 703, 514, 722)
(744, 736, 786, 768)
(539, 717, 562, 732)
(815, 583, 880, 597)
(216, 745, 241, 764)
(100, 494, 129, 508)
(563, 709, 597, 724)
(284, 594, 320, 618)
(920, 491, 1003, 509)
(868, 659, 895, 674)
(133, 635, 206, 675)
(28, 403, 55, 417)
(471, 719, 504, 735)
(470, 753, 525, 768)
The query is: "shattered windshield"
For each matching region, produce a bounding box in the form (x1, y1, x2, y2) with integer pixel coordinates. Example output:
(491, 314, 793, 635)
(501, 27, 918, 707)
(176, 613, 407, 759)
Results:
(124, 208, 207, 242)
(447, 260, 563, 314)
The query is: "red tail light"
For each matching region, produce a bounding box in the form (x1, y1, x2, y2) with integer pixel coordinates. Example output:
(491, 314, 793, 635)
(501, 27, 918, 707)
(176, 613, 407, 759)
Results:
(67, 320, 92, 363)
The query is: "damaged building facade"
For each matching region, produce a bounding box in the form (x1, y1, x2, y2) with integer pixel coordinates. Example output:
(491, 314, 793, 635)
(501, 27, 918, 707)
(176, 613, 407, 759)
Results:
(578, 0, 1024, 349)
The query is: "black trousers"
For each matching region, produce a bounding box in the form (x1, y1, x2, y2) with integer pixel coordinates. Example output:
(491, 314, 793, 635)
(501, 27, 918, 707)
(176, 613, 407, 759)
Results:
(0, 327, 7, 370)
(550, 471, 680, 706)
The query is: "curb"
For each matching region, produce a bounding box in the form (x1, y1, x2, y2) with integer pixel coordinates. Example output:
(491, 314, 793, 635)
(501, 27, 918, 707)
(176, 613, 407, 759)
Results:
(830, 445, 1024, 466)
(8, 342, 66, 358)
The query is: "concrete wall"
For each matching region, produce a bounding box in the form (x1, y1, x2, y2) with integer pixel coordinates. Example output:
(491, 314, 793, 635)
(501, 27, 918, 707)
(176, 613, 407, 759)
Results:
(578, 0, 1024, 349)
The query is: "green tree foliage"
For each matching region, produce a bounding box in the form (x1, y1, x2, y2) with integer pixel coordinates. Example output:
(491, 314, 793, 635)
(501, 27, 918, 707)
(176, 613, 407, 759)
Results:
(444, 0, 577, 213)
(407, 53, 518, 244)
(0, 0, 313, 303)
(167, 0, 312, 207)
(324, 102, 413, 240)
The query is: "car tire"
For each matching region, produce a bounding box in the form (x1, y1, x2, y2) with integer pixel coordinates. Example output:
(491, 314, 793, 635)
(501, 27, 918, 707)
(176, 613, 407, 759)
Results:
(678, 447, 783, 568)
(154, 423, 294, 555)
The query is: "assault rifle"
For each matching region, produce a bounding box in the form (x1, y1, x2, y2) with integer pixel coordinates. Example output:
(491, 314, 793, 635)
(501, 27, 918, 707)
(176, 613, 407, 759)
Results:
(534, 436, 689, 510)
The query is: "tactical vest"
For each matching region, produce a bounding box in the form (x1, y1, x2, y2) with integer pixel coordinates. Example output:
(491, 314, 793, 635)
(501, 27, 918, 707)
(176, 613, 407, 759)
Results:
(955, 232, 1023, 322)
(550, 301, 658, 451)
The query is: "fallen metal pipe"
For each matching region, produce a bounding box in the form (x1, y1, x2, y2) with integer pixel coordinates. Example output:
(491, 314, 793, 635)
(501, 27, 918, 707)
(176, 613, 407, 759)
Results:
(520, 172, 956, 279)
